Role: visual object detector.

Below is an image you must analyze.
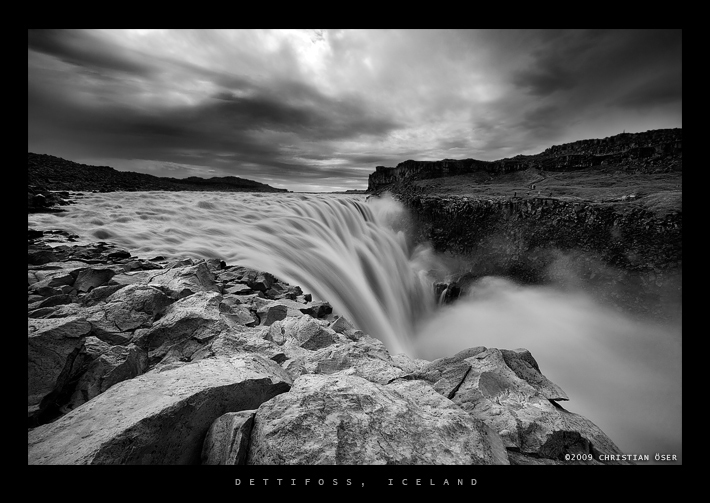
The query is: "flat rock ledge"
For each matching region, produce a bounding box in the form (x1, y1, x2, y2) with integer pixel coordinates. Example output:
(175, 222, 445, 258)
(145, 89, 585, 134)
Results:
(27, 233, 630, 465)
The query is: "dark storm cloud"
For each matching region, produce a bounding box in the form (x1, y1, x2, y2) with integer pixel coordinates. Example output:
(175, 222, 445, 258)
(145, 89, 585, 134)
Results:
(28, 29, 154, 77)
(611, 73, 682, 109)
(210, 85, 400, 141)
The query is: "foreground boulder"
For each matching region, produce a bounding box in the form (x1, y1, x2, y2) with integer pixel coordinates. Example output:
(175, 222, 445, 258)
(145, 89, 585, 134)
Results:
(28, 355, 291, 464)
(247, 373, 509, 465)
(406, 346, 628, 464)
(28, 316, 92, 425)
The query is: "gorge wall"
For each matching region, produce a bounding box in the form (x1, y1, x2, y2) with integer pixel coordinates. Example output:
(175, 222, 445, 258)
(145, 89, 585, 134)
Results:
(367, 129, 682, 317)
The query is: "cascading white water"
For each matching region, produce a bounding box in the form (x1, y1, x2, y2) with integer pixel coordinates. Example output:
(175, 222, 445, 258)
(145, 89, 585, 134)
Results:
(28, 191, 439, 356)
(27, 189, 682, 462)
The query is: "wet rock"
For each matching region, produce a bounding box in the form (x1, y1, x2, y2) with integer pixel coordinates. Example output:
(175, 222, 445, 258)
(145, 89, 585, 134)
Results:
(28, 316, 92, 425)
(291, 334, 404, 384)
(266, 315, 336, 351)
(79, 284, 126, 307)
(500, 348, 568, 400)
(147, 261, 220, 299)
(298, 300, 332, 318)
(73, 268, 116, 293)
(201, 410, 257, 465)
(28, 355, 292, 465)
(255, 301, 287, 326)
(133, 291, 224, 361)
(411, 347, 627, 463)
(62, 343, 148, 412)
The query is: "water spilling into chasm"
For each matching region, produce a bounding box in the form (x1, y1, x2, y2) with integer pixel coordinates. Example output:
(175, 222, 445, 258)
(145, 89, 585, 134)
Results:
(28, 190, 681, 463)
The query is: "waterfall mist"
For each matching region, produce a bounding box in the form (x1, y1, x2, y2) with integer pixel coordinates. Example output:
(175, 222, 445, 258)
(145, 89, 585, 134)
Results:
(28, 190, 682, 463)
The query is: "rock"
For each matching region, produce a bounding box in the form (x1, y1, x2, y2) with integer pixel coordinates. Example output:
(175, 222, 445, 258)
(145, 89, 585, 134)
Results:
(412, 347, 627, 463)
(330, 315, 355, 334)
(500, 348, 568, 400)
(147, 261, 220, 299)
(62, 344, 148, 412)
(298, 335, 404, 384)
(299, 300, 332, 318)
(73, 268, 116, 293)
(201, 410, 257, 465)
(181, 327, 287, 365)
(79, 284, 125, 307)
(28, 355, 292, 464)
(266, 315, 335, 351)
(28, 294, 74, 310)
(104, 283, 172, 317)
(220, 303, 258, 327)
(243, 270, 274, 292)
(133, 291, 224, 362)
(247, 373, 509, 465)
(255, 301, 287, 326)
(256, 297, 308, 318)
(223, 283, 252, 295)
(28, 316, 92, 425)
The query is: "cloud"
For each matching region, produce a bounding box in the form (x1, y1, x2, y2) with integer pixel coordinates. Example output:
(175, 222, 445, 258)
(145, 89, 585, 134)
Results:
(28, 29, 682, 191)
(611, 74, 682, 110)
(28, 29, 155, 78)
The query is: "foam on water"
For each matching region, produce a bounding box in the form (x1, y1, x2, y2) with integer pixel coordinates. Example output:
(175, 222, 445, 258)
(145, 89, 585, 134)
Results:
(28, 190, 681, 462)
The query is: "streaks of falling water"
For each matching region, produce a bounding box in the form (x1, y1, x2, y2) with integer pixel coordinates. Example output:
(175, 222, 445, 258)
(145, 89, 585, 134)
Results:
(27, 191, 438, 356)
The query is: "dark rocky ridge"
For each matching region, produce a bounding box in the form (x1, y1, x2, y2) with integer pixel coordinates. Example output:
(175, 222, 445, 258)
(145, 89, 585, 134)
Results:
(366, 129, 682, 318)
(368, 129, 681, 191)
(28, 152, 288, 198)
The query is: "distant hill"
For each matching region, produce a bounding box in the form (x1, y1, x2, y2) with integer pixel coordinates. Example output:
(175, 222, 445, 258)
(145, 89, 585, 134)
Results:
(27, 153, 289, 193)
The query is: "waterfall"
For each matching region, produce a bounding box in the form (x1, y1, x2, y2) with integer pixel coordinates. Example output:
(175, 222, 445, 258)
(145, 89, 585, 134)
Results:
(28, 191, 438, 356)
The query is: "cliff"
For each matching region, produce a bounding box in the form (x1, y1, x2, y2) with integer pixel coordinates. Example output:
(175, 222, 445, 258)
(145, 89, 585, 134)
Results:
(367, 129, 682, 318)
(368, 129, 682, 192)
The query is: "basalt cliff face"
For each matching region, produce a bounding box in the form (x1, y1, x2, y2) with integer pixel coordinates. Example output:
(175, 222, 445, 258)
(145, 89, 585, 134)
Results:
(368, 129, 682, 191)
(367, 129, 682, 318)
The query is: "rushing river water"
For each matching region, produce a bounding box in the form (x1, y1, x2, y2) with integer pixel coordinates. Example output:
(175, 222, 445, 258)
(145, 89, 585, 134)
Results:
(27, 190, 682, 463)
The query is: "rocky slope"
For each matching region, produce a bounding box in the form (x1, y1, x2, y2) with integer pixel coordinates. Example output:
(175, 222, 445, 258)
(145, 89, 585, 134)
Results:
(27, 153, 288, 210)
(367, 129, 682, 318)
(368, 129, 681, 191)
(27, 230, 629, 465)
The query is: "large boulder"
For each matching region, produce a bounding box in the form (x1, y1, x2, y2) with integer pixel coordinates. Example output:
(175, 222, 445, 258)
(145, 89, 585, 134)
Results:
(28, 355, 292, 465)
(266, 315, 336, 350)
(84, 284, 173, 345)
(133, 291, 224, 361)
(293, 334, 406, 384)
(410, 347, 628, 464)
(201, 410, 257, 465)
(62, 343, 148, 412)
(147, 261, 220, 299)
(73, 268, 116, 293)
(247, 373, 509, 465)
(28, 316, 92, 425)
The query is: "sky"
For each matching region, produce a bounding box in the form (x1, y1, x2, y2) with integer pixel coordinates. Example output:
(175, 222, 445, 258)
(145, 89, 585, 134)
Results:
(28, 29, 682, 192)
